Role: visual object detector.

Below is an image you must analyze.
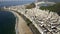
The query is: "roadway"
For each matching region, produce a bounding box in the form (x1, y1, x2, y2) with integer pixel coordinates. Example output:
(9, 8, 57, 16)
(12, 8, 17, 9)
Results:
(11, 11, 33, 34)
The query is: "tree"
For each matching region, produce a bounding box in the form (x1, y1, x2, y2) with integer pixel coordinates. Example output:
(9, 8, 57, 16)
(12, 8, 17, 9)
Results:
(26, 3, 36, 9)
(39, 3, 60, 16)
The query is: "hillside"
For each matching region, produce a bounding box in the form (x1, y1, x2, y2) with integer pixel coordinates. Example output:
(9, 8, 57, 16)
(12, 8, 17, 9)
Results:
(40, 3, 60, 16)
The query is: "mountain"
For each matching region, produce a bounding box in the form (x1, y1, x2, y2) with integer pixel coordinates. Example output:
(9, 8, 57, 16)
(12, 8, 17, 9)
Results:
(37, 0, 60, 3)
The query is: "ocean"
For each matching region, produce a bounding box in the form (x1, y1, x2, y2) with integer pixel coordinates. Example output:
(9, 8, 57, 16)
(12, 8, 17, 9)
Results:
(0, 11, 16, 34)
(0, 0, 60, 7)
(0, 1, 34, 7)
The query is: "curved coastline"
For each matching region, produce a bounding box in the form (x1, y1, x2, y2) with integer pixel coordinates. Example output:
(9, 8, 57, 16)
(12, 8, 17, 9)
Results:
(0, 10, 16, 34)
(10, 10, 33, 34)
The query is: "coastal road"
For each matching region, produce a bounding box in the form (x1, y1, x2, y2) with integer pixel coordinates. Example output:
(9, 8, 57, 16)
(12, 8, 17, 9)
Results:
(11, 11, 33, 34)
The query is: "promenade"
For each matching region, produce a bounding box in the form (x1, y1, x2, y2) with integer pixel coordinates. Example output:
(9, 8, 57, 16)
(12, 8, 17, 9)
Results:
(11, 11, 33, 34)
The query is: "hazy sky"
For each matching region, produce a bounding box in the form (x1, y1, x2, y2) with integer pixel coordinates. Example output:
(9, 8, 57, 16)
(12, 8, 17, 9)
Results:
(0, 0, 35, 1)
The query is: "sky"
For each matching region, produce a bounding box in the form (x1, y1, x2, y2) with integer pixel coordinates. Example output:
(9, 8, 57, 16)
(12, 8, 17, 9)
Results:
(0, 0, 35, 1)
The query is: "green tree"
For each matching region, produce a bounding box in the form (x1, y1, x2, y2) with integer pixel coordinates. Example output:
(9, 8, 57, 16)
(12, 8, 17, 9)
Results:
(26, 3, 36, 9)
(39, 3, 60, 16)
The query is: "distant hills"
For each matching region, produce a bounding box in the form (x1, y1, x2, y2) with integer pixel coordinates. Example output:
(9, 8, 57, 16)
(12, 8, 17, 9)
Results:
(38, 0, 60, 3)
